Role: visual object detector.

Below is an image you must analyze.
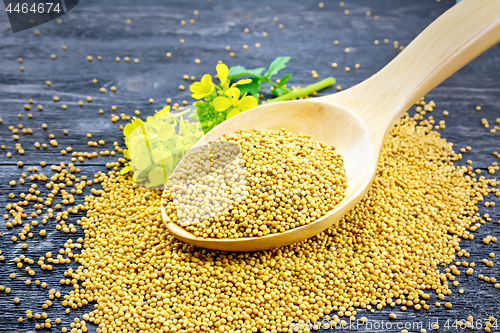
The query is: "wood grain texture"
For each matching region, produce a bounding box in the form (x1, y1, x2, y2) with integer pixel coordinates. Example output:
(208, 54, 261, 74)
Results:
(166, 0, 500, 252)
(0, 0, 499, 331)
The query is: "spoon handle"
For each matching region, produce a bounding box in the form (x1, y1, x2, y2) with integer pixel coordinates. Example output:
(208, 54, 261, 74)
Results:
(323, 0, 500, 150)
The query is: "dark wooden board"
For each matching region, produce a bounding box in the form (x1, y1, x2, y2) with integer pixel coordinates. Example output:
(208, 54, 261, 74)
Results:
(0, 0, 499, 332)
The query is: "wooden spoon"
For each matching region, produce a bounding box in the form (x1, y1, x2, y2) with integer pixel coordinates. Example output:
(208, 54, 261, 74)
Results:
(162, 0, 500, 252)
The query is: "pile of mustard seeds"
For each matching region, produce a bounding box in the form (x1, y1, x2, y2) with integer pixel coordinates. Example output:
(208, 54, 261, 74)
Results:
(60, 109, 498, 333)
(164, 129, 347, 238)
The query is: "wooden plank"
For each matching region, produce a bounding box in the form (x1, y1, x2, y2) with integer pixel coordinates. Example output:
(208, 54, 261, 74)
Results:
(0, 0, 499, 331)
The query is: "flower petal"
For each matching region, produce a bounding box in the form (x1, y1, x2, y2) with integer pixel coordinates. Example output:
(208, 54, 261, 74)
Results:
(233, 78, 252, 86)
(237, 95, 258, 111)
(216, 64, 229, 84)
(200, 74, 213, 87)
(225, 87, 241, 103)
(226, 108, 240, 120)
(190, 82, 205, 95)
(120, 165, 132, 175)
(212, 96, 233, 112)
(190, 78, 214, 99)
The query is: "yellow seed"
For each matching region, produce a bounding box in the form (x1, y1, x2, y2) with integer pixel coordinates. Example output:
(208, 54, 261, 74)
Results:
(13, 98, 497, 332)
(87, 55, 93, 61)
(168, 129, 346, 238)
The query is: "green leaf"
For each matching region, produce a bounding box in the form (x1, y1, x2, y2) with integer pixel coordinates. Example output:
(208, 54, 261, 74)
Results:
(264, 56, 291, 79)
(275, 87, 290, 97)
(120, 165, 132, 175)
(228, 66, 266, 80)
(278, 74, 292, 87)
(236, 77, 261, 98)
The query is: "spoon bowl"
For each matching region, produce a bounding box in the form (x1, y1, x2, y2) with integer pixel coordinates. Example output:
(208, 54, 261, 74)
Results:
(162, 0, 500, 251)
(162, 99, 375, 251)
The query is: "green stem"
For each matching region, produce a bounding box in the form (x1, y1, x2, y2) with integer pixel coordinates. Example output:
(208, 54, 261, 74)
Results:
(262, 77, 290, 94)
(267, 77, 336, 103)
